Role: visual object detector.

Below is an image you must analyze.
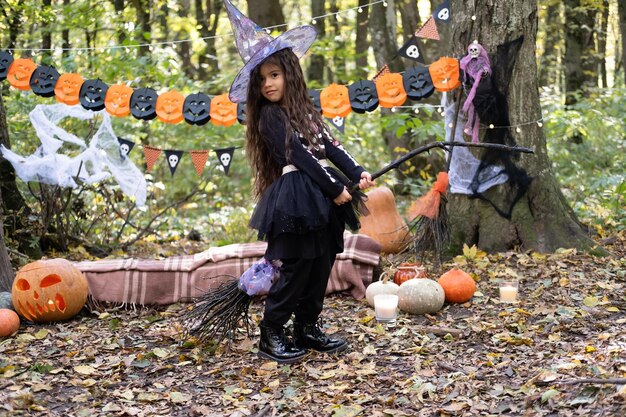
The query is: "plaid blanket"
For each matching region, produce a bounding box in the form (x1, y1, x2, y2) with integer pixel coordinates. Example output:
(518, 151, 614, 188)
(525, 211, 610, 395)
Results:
(75, 233, 381, 306)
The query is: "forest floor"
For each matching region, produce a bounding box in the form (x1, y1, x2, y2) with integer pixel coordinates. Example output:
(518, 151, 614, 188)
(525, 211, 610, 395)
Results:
(1, 232, 625, 417)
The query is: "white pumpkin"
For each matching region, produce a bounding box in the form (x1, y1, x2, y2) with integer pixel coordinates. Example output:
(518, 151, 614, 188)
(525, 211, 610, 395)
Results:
(365, 278, 400, 307)
(398, 278, 445, 315)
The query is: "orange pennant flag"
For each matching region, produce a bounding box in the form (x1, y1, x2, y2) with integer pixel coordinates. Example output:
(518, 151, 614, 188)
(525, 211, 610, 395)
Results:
(143, 145, 162, 172)
(189, 150, 209, 177)
(415, 16, 440, 41)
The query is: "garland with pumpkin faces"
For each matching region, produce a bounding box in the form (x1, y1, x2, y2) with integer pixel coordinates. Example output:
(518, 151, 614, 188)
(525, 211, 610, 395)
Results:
(0, 50, 461, 129)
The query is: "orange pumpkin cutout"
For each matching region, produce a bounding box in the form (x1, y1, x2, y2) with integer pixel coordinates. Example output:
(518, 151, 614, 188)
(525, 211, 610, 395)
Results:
(12, 259, 89, 323)
(7, 58, 37, 91)
(55, 73, 84, 106)
(156, 90, 185, 124)
(210, 94, 238, 127)
(428, 57, 461, 92)
(105, 83, 133, 117)
(320, 83, 352, 118)
(375, 72, 407, 108)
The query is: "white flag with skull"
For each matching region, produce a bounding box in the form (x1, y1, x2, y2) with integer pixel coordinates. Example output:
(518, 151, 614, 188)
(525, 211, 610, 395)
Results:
(117, 137, 135, 160)
(398, 35, 425, 63)
(164, 150, 184, 176)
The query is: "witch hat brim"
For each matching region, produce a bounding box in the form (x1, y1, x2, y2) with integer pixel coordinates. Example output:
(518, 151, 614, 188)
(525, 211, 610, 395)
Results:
(224, 0, 317, 103)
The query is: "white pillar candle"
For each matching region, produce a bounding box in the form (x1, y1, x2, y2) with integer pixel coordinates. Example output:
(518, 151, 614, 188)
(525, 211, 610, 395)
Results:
(499, 285, 518, 302)
(374, 294, 399, 320)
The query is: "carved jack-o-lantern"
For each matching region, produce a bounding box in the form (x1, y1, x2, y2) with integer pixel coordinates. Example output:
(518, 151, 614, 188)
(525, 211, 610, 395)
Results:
(320, 83, 352, 118)
(7, 58, 37, 91)
(55, 73, 84, 106)
(403, 66, 435, 101)
(11, 259, 89, 323)
(79, 79, 109, 111)
(428, 57, 461, 92)
(183, 92, 211, 126)
(29, 65, 60, 98)
(130, 87, 158, 121)
(348, 80, 379, 114)
(156, 90, 185, 124)
(0, 50, 15, 81)
(105, 84, 133, 117)
(210, 94, 238, 127)
(375, 72, 407, 108)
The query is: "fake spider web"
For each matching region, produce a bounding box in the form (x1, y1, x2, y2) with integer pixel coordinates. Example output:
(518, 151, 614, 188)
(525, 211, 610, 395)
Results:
(1, 103, 147, 206)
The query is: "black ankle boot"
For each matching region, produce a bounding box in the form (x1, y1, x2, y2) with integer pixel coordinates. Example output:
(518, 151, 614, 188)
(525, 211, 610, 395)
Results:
(293, 321, 348, 354)
(258, 325, 307, 364)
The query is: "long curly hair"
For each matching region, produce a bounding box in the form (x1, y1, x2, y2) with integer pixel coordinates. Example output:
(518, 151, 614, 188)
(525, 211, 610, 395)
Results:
(246, 48, 325, 199)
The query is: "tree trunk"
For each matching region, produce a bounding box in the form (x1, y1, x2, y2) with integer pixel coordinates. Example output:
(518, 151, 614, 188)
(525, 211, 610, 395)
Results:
(112, 0, 127, 45)
(563, 0, 598, 105)
(62, 0, 71, 60)
(248, 0, 284, 29)
(619, 0, 626, 84)
(597, 0, 609, 88)
(132, 0, 151, 56)
(447, 0, 595, 253)
(0, 188, 15, 293)
(328, 0, 344, 82)
(537, 0, 562, 88)
(354, 0, 370, 80)
(197, 0, 221, 80)
(307, 0, 326, 84)
(42, 0, 52, 64)
(177, 0, 195, 79)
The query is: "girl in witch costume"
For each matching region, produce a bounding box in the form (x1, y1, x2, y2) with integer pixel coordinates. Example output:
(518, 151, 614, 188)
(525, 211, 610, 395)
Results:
(223, 0, 374, 363)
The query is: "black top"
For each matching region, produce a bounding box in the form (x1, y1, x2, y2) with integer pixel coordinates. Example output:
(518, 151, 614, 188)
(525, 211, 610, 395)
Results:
(248, 104, 366, 260)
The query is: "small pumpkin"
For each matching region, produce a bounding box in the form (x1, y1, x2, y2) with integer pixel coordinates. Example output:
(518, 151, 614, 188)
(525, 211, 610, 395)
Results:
(359, 186, 411, 254)
(55, 73, 84, 106)
(320, 83, 352, 118)
(429, 57, 461, 92)
(393, 262, 428, 285)
(0, 308, 20, 337)
(398, 278, 445, 315)
(12, 259, 89, 323)
(365, 272, 400, 307)
(438, 268, 476, 303)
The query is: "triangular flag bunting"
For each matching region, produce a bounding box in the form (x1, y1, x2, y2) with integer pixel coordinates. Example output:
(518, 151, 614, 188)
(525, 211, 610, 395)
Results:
(398, 35, 425, 63)
(164, 150, 184, 177)
(327, 116, 345, 134)
(415, 16, 440, 40)
(143, 145, 162, 172)
(433, 1, 451, 24)
(117, 137, 135, 160)
(372, 64, 390, 83)
(215, 147, 235, 175)
(189, 150, 209, 177)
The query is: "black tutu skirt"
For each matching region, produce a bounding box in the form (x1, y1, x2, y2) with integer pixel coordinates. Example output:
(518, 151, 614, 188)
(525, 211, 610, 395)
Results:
(249, 168, 367, 260)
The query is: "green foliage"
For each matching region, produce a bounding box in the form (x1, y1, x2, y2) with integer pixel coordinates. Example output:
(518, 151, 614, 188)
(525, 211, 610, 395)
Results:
(542, 87, 626, 232)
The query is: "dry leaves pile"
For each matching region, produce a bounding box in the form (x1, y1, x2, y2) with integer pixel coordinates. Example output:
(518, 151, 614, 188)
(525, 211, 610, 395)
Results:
(1, 235, 625, 417)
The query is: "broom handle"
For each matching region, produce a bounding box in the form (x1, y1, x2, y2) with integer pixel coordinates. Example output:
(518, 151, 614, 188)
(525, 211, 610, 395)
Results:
(351, 141, 533, 192)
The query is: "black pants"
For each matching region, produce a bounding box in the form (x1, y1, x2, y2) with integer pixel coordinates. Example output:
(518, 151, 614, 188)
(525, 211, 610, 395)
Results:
(261, 249, 337, 329)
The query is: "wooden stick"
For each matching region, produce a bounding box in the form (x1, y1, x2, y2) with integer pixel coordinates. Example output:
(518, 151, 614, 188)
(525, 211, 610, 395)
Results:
(417, 325, 464, 337)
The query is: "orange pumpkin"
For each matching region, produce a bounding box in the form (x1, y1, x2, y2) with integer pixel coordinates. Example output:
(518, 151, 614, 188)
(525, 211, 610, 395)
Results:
(105, 83, 133, 117)
(12, 259, 89, 323)
(375, 72, 407, 108)
(7, 58, 37, 90)
(359, 186, 411, 254)
(320, 83, 352, 118)
(55, 73, 84, 106)
(438, 268, 476, 303)
(0, 308, 20, 337)
(393, 262, 428, 285)
(156, 90, 185, 124)
(428, 57, 461, 92)
(210, 94, 238, 127)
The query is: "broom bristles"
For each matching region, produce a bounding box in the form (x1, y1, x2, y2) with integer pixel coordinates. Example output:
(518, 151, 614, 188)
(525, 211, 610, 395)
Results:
(406, 197, 450, 264)
(181, 277, 254, 345)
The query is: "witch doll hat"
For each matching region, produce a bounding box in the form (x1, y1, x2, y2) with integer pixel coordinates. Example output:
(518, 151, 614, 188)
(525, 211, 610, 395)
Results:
(224, 0, 317, 102)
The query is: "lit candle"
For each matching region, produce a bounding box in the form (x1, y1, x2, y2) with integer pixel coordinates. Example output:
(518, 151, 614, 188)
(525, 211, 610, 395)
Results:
(374, 294, 398, 321)
(499, 284, 518, 302)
